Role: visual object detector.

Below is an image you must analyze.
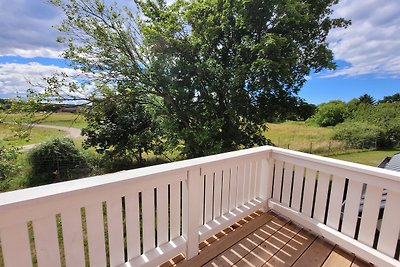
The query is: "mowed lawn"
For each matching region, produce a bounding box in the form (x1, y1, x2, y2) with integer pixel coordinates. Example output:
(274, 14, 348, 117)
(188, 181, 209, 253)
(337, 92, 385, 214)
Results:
(330, 149, 400, 167)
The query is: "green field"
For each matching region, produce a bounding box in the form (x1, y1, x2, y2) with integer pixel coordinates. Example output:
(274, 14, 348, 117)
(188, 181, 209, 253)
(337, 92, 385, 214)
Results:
(266, 121, 399, 167)
(2, 112, 87, 128)
(0, 124, 66, 146)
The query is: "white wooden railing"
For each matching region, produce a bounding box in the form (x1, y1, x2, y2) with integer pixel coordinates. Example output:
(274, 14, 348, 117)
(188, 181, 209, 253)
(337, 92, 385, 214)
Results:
(0, 146, 399, 267)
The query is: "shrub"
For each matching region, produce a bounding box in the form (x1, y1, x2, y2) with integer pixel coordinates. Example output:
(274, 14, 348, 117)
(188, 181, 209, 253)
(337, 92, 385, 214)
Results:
(0, 145, 19, 180)
(306, 100, 347, 127)
(28, 138, 90, 186)
(333, 122, 384, 148)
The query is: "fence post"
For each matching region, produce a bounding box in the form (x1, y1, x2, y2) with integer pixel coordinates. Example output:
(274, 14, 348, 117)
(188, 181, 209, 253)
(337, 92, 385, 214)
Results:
(258, 150, 274, 212)
(182, 167, 202, 259)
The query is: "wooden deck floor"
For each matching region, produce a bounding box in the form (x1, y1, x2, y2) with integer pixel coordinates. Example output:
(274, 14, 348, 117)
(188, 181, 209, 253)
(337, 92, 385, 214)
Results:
(162, 211, 373, 267)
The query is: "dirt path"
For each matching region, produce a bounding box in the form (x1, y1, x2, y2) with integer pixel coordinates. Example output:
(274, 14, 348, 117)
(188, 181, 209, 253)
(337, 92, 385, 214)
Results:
(21, 124, 82, 150)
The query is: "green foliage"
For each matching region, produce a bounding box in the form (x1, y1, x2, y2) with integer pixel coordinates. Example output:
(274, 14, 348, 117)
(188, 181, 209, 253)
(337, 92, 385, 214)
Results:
(333, 102, 400, 148)
(28, 138, 90, 186)
(0, 144, 20, 180)
(379, 93, 400, 103)
(333, 122, 383, 148)
(43, 0, 349, 158)
(81, 91, 161, 163)
(358, 94, 376, 105)
(306, 100, 347, 127)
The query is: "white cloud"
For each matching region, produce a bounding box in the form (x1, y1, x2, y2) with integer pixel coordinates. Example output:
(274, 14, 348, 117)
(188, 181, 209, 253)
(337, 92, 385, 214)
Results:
(0, 62, 81, 96)
(326, 0, 400, 78)
(0, 0, 64, 58)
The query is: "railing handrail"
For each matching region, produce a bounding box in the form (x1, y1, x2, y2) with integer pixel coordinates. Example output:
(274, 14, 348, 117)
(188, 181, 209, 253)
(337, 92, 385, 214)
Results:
(0, 146, 272, 208)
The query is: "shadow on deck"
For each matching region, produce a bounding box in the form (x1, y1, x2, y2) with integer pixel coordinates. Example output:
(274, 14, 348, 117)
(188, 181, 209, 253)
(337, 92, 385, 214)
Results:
(163, 211, 373, 267)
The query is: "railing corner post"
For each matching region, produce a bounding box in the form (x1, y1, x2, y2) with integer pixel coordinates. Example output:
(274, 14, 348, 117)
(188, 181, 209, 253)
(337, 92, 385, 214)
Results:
(182, 168, 202, 260)
(259, 151, 274, 212)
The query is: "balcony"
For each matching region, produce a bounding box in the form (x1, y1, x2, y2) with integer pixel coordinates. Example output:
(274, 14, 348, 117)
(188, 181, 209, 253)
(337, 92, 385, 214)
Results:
(0, 146, 399, 267)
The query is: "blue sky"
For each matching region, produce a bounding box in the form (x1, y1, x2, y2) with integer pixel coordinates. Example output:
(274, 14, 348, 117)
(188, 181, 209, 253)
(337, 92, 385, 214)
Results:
(0, 0, 399, 104)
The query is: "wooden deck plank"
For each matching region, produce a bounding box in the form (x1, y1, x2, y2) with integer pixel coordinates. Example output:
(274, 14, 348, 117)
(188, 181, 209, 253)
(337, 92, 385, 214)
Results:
(171, 211, 374, 267)
(263, 228, 317, 267)
(179, 212, 276, 267)
(322, 246, 354, 267)
(234, 221, 301, 267)
(351, 257, 374, 267)
(292, 238, 334, 267)
(203, 215, 287, 267)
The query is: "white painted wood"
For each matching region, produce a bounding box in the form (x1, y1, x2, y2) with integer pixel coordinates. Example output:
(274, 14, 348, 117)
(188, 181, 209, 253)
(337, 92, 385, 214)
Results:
(326, 175, 346, 230)
(341, 179, 363, 238)
(281, 163, 294, 206)
(107, 198, 125, 266)
(125, 193, 141, 260)
(229, 166, 238, 211)
(61, 208, 85, 267)
(156, 186, 169, 246)
(183, 169, 202, 259)
(204, 173, 214, 223)
(1, 223, 33, 267)
(142, 189, 156, 253)
(85, 202, 107, 266)
(170, 181, 181, 239)
(124, 236, 186, 267)
(213, 170, 223, 219)
(358, 185, 382, 247)
(236, 163, 245, 206)
(273, 160, 284, 201)
(272, 148, 400, 191)
(221, 168, 230, 214)
(290, 165, 304, 212)
(251, 160, 259, 200)
(313, 172, 330, 223)
(378, 190, 400, 257)
(258, 155, 274, 212)
(198, 174, 205, 226)
(33, 216, 61, 267)
(242, 161, 250, 204)
(302, 169, 317, 217)
(269, 200, 400, 267)
(199, 198, 263, 242)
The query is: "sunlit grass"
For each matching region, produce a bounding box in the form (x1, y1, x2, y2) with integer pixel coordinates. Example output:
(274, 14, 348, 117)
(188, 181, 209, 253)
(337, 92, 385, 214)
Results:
(0, 124, 65, 146)
(2, 112, 87, 128)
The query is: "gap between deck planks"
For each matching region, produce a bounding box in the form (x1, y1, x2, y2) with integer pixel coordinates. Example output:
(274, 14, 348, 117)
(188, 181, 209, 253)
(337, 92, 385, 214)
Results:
(162, 210, 373, 267)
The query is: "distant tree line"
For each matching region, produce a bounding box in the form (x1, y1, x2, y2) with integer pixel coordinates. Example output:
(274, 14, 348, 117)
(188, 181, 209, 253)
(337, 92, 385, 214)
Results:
(307, 93, 400, 149)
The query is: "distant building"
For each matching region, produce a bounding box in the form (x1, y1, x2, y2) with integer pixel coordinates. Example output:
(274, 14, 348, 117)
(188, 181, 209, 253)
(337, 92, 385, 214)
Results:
(378, 152, 400, 172)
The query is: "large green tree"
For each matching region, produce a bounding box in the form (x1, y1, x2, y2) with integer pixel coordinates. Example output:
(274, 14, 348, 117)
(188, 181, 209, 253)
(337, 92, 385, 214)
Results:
(49, 0, 349, 158)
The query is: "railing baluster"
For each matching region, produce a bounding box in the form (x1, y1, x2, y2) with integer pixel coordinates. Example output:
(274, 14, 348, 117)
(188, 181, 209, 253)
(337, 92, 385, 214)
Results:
(326, 175, 346, 230)
(85, 202, 107, 266)
(236, 163, 245, 206)
(358, 185, 382, 247)
(273, 160, 284, 201)
(107, 198, 125, 266)
(204, 172, 214, 223)
(157, 185, 169, 246)
(249, 161, 257, 201)
(342, 179, 363, 238)
(0, 223, 33, 267)
(302, 169, 317, 217)
(313, 172, 330, 223)
(290, 165, 304, 212)
(378, 190, 400, 257)
(125, 192, 141, 260)
(170, 181, 181, 239)
(281, 163, 294, 206)
(33, 216, 61, 267)
(61, 208, 85, 267)
(243, 161, 250, 204)
(142, 189, 156, 253)
(229, 166, 238, 211)
(221, 168, 230, 215)
(213, 170, 223, 219)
